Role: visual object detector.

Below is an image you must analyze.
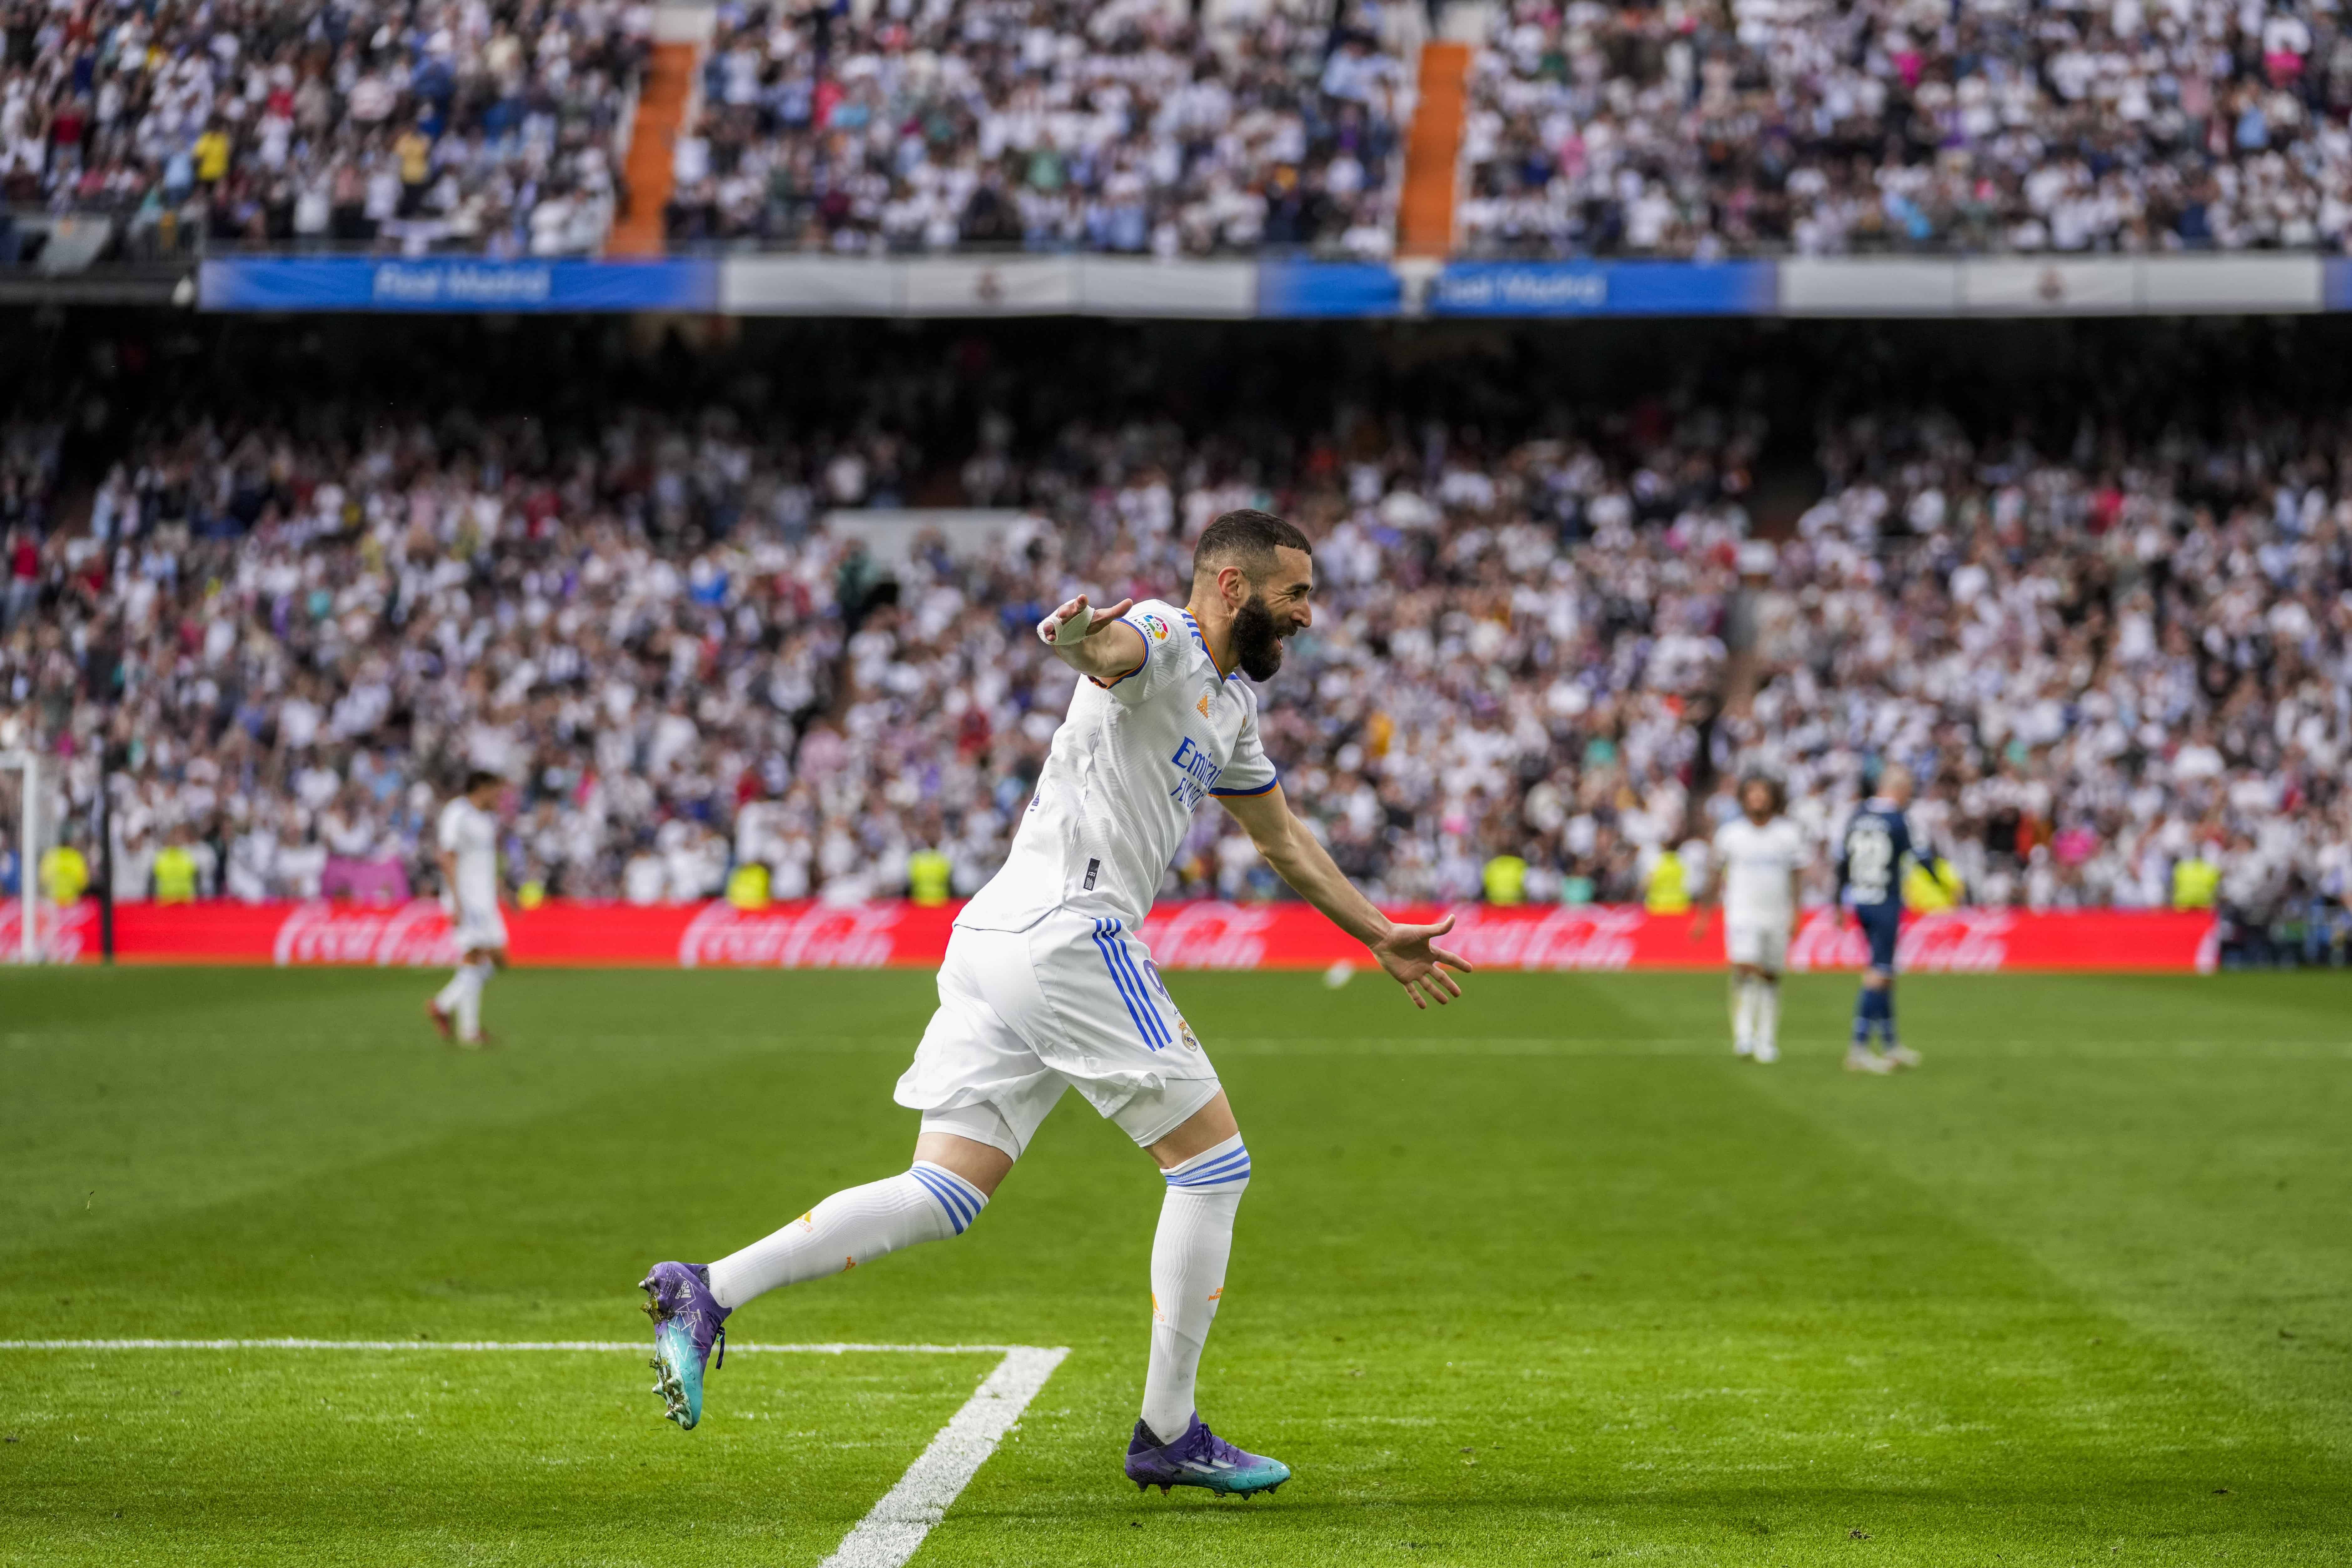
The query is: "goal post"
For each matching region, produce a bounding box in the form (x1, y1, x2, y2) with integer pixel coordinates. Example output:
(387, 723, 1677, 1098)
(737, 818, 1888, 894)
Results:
(0, 748, 54, 965)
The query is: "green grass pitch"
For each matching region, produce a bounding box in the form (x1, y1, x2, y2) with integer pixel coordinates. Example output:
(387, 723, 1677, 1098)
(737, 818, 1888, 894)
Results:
(2, 964, 2346, 1566)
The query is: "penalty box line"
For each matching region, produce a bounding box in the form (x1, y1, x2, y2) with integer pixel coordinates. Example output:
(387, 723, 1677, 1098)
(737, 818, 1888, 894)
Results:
(2, 1338, 1072, 1568)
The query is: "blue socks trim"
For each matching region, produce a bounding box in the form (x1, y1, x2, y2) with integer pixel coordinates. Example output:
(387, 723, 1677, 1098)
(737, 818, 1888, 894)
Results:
(907, 1162, 989, 1235)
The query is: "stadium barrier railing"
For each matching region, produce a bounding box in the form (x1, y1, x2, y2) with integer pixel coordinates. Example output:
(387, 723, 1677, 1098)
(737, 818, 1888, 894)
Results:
(5, 898, 2218, 973)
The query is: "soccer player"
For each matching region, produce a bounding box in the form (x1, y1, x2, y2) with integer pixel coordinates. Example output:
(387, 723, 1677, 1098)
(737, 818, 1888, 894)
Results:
(1692, 774, 1805, 1063)
(426, 770, 506, 1048)
(637, 510, 1471, 1498)
(1835, 764, 1947, 1073)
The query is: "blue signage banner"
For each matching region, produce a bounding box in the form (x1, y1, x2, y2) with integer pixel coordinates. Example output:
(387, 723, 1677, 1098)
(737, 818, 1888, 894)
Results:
(199, 257, 719, 312)
(2324, 259, 2352, 312)
(1254, 261, 1404, 318)
(1428, 260, 1777, 317)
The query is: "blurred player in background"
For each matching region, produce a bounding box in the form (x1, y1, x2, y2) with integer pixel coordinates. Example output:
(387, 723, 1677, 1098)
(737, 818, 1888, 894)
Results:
(637, 510, 1471, 1499)
(1693, 774, 1806, 1063)
(427, 771, 507, 1048)
(1836, 765, 1951, 1073)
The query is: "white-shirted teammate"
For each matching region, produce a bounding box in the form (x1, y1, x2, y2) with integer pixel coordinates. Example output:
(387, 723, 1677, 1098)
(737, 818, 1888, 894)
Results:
(426, 770, 507, 1048)
(637, 510, 1472, 1498)
(1692, 774, 1806, 1063)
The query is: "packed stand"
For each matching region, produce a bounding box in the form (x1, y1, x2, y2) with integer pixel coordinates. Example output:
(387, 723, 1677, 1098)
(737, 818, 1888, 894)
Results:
(3, 387, 2349, 962)
(1459, 0, 2352, 257)
(0, 0, 648, 257)
(664, 0, 1409, 256)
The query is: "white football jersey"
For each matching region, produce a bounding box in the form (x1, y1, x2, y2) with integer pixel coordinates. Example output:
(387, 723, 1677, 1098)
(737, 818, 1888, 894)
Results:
(1712, 814, 1806, 924)
(959, 600, 1277, 934)
(437, 796, 500, 918)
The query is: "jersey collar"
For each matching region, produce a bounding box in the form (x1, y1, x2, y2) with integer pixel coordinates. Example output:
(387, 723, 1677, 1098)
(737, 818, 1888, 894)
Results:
(1179, 610, 1241, 681)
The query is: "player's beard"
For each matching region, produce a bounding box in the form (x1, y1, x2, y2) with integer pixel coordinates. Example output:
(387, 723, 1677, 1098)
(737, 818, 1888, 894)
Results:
(1231, 591, 1288, 681)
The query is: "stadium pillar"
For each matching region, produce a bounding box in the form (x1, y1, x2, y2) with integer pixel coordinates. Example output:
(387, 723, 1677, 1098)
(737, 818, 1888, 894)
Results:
(606, 8, 714, 257)
(1397, 41, 1471, 257)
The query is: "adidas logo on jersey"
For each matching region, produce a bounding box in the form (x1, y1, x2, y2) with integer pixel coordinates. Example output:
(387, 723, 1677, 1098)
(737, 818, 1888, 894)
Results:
(1197, 694, 1211, 718)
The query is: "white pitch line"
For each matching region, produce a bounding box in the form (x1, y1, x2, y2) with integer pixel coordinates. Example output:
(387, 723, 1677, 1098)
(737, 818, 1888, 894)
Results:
(1, 1337, 1071, 1567)
(0, 1339, 1034, 1354)
(820, 1344, 1069, 1568)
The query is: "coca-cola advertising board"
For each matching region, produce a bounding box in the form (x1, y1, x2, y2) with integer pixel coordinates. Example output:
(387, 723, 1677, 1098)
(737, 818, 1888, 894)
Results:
(15, 899, 2218, 972)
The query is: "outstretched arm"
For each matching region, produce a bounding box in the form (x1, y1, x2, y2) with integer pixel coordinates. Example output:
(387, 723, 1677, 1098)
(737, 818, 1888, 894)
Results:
(1036, 593, 1147, 684)
(1219, 784, 1471, 1009)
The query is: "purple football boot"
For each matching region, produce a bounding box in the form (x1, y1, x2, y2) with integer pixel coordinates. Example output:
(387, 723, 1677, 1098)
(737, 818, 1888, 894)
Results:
(638, 1261, 729, 1429)
(1124, 1413, 1291, 1497)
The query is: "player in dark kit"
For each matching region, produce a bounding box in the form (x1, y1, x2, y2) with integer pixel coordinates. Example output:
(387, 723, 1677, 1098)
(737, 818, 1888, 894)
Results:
(1835, 765, 1953, 1073)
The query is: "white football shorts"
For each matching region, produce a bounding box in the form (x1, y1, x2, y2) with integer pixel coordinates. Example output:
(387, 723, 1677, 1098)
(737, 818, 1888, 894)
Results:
(1725, 916, 1789, 974)
(451, 902, 509, 954)
(894, 908, 1222, 1160)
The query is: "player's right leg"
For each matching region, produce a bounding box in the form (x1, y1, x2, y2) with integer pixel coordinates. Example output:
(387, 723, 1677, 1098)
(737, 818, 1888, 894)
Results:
(639, 1134, 1004, 1428)
(639, 927, 1056, 1429)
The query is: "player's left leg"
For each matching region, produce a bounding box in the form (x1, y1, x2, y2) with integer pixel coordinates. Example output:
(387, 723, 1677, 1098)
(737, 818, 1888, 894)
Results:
(1121, 1090, 1289, 1498)
(1847, 904, 1903, 1072)
(1846, 971, 1894, 1071)
(1728, 967, 1757, 1057)
(1881, 975, 1921, 1068)
(458, 947, 502, 1045)
(428, 950, 495, 1046)
(1749, 923, 1788, 1064)
(1752, 972, 1782, 1063)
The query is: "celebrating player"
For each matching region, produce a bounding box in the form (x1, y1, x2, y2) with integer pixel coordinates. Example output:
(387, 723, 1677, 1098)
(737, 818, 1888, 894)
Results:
(637, 510, 1471, 1498)
(425, 770, 507, 1048)
(1835, 765, 1950, 1073)
(1691, 774, 1806, 1063)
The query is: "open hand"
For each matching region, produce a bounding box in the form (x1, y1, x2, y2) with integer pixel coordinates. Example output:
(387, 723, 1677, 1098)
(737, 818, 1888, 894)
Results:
(1038, 593, 1136, 647)
(1369, 914, 1473, 1009)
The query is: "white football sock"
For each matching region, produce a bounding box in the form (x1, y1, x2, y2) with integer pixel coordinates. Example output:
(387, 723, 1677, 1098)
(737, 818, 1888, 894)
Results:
(455, 960, 494, 1041)
(433, 965, 474, 1012)
(1756, 980, 1781, 1053)
(705, 1162, 986, 1311)
(1731, 974, 1759, 1050)
(436, 961, 491, 1038)
(1141, 1134, 1250, 1445)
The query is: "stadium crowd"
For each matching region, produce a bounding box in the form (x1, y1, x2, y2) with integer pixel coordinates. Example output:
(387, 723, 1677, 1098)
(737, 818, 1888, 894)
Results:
(3, 363, 2348, 963)
(0, 0, 648, 256)
(1459, 0, 2352, 256)
(663, 0, 1410, 256)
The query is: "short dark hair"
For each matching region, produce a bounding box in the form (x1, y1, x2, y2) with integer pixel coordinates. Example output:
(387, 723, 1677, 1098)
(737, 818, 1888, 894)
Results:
(463, 769, 505, 794)
(1193, 508, 1311, 585)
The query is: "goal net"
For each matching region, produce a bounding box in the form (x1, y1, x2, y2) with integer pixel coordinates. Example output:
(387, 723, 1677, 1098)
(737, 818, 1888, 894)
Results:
(0, 747, 64, 964)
